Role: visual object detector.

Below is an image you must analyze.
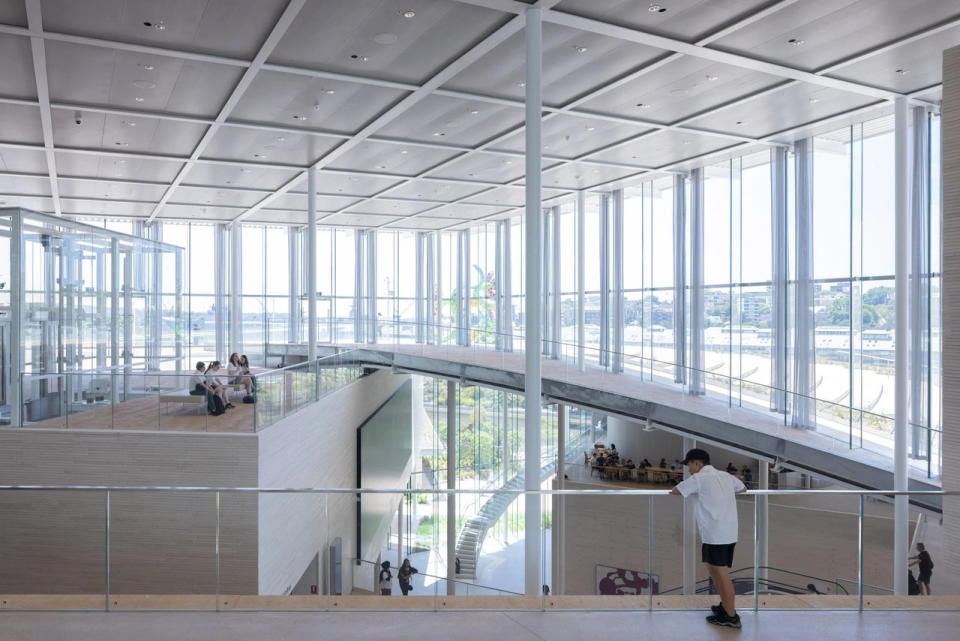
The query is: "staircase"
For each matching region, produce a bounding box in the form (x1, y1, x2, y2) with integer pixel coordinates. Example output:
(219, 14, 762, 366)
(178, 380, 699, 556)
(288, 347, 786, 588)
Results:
(455, 433, 589, 579)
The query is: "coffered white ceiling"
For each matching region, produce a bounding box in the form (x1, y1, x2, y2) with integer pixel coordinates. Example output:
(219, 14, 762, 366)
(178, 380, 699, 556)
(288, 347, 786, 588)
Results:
(0, 0, 953, 230)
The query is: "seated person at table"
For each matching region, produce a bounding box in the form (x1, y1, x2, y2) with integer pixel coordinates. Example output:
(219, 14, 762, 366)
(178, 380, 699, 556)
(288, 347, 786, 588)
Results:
(641, 458, 652, 468)
(624, 459, 636, 469)
(659, 458, 667, 468)
(189, 362, 207, 395)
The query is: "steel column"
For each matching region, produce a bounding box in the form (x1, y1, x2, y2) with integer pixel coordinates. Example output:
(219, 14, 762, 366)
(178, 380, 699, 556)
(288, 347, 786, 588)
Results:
(689, 168, 705, 394)
(893, 95, 909, 596)
(446, 380, 457, 595)
(523, 4, 543, 597)
(576, 190, 586, 371)
(611, 189, 624, 372)
(307, 167, 317, 361)
(9, 212, 23, 426)
(771, 147, 789, 413)
(673, 174, 687, 384)
(288, 226, 301, 344)
(681, 436, 697, 593)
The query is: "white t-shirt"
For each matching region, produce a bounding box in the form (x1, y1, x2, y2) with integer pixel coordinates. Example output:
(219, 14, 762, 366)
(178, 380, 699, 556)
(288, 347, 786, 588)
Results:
(205, 370, 223, 387)
(189, 372, 205, 388)
(675, 465, 745, 545)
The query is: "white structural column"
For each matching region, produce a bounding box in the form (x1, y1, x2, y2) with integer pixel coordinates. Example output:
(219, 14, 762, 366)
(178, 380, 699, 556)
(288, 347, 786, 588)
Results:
(792, 138, 816, 429)
(415, 232, 426, 344)
(556, 402, 567, 595)
(306, 167, 318, 361)
(426, 233, 437, 344)
(770, 147, 789, 413)
(576, 190, 586, 371)
(672, 175, 687, 384)
(551, 207, 561, 359)
(460, 229, 471, 346)
(599, 194, 610, 367)
(288, 226, 301, 344)
(502, 221, 513, 352)
(681, 437, 697, 594)
(229, 223, 243, 356)
(214, 224, 227, 359)
(523, 4, 543, 597)
(611, 189, 624, 373)
(9, 212, 23, 426)
(110, 238, 119, 406)
(122, 249, 133, 398)
(893, 96, 909, 596)
(909, 106, 930, 460)
(446, 380, 457, 595)
(145, 223, 162, 371)
(354, 232, 364, 343)
(758, 459, 770, 584)
(689, 168, 705, 395)
(366, 231, 377, 344)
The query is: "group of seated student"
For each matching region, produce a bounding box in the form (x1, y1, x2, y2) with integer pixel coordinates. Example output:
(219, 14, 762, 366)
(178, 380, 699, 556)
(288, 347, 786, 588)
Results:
(188, 353, 254, 415)
(726, 462, 753, 484)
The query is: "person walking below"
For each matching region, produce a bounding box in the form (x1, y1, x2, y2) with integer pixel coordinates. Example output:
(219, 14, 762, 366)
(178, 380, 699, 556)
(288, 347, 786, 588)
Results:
(379, 561, 393, 596)
(398, 558, 418, 596)
(909, 543, 934, 595)
(671, 448, 747, 629)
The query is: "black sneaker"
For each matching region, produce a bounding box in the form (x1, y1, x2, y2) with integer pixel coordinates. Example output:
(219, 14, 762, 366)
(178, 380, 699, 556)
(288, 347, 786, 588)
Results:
(706, 611, 741, 629)
(711, 603, 724, 616)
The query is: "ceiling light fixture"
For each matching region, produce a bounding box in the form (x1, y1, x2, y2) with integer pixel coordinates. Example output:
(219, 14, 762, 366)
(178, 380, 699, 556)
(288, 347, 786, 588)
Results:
(134, 97, 145, 102)
(517, 81, 526, 88)
(400, 150, 409, 154)
(808, 97, 820, 104)
(788, 38, 804, 46)
(324, 88, 336, 94)
(648, 3, 666, 13)
(350, 54, 369, 62)
(585, 126, 595, 131)
(123, 120, 136, 127)
(636, 102, 652, 109)
(735, 120, 746, 125)
(896, 68, 909, 75)
(706, 74, 719, 81)
(401, 10, 416, 18)
(114, 141, 129, 146)
(432, 131, 444, 136)
(293, 114, 308, 121)
(275, 136, 285, 142)
(574, 45, 588, 54)
(138, 63, 155, 71)
(470, 109, 479, 115)
(254, 153, 266, 159)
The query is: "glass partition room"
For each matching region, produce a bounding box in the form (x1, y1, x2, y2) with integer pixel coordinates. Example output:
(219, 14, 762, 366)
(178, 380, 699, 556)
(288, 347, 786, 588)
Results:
(0, 208, 183, 427)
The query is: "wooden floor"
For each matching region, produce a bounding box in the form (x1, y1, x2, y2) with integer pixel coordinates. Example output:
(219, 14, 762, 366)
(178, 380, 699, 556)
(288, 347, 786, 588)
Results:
(26, 393, 255, 433)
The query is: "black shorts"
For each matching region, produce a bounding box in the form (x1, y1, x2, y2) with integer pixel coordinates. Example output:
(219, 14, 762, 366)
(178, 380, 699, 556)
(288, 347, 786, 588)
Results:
(918, 571, 932, 584)
(702, 543, 736, 568)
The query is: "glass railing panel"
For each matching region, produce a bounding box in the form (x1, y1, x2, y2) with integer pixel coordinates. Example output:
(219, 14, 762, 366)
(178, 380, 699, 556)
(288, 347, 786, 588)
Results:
(761, 490, 861, 609)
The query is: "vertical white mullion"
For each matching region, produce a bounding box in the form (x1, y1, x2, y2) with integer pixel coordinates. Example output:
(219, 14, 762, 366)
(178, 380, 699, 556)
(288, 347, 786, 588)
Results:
(307, 168, 317, 360)
(503, 221, 513, 352)
(367, 230, 377, 344)
(792, 138, 816, 429)
(354, 230, 364, 343)
(416, 232, 425, 344)
(576, 190, 586, 371)
(910, 105, 931, 460)
(689, 168, 705, 395)
(612, 190, 624, 372)
(599, 195, 610, 367)
(771, 147, 789, 413)
(673, 175, 687, 384)
(214, 223, 226, 360)
(288, 226, 301, 345)
(552, 206, 562, 359)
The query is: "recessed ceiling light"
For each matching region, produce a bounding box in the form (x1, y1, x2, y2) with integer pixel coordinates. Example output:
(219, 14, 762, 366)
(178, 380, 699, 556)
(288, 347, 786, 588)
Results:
(374, 33, 399, 45)
(350, 54, 369, 62)
(895, 68, 909, 75)
(808, 97, 820, 104)
(517, 81, 526, 88)
(138, 63, 155, 71)
(401, 9, 416, 18)
(134, 96, 145, 102)
(114, 141, 129, 146)
(788, 38, 804, 46)
(324, 89, 336, 95)
(574, 45, 588, 54)
(293, 114, 308, 121)
(502, 159, 513, 165)
(400, 149, 409, 154)
(636, 102, 652, 109)
(254, 153, 266, 158)
(275, 136, 285, 142)
(470, 109, 480, 115)
(432, 131, 444, 136)
(585, 126, 595, 131)
(705, 74, 719, 82)
(735, 120, 746, 125)
(648, 3, 666, 13)
(240, 168, 251, 173)
(123, 120, 136, 127)
(142, 20, 166, 30)
(377, 165, 387, 169)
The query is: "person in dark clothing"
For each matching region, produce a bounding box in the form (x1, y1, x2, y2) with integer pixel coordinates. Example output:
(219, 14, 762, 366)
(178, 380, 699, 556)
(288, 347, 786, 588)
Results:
(398, 558, 418, 596)
(378, 561, 392, 596)
(908, 570, 921, 596)
(909, 542, 934, 595)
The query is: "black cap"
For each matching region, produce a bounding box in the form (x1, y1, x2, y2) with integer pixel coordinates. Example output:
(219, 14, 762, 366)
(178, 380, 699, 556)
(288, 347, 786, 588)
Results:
(681, 448, 710, 465)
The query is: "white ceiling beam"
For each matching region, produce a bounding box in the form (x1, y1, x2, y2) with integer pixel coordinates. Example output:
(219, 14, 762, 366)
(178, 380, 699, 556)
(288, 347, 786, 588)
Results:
(24, 0, 60, 216)
(146, 0, 307, 221)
